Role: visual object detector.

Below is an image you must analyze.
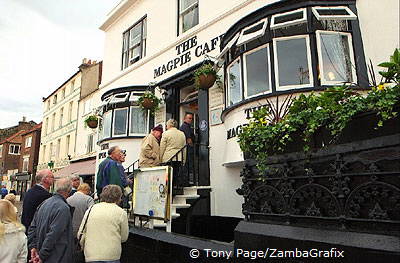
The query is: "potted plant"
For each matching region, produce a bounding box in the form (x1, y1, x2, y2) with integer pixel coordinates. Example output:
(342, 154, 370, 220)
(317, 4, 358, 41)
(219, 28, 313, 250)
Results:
(138, 91, 161, 113)
(84, 115, 99, 129)
(194, 63, 221, 90)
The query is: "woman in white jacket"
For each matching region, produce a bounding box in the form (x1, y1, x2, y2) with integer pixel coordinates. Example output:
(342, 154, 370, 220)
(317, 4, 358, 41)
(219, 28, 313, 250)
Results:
(78, 184, 129, 263)
(0, 199, 27, 263)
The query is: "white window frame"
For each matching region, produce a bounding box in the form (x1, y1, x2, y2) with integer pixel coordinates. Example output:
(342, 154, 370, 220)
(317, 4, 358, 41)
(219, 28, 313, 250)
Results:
(102, 111, 112, 139)
(129, 91, 145, 102)
(110, 93, 129, 104)
(243, 44, 272, 99)
(112, 108, 128, 137)
(312, 6, 357, 21)
(271, 8, 307, 30)
(316, 30, 357, 86)
(22, 156, 29, 172)
(129, 106, 149, 136)
(179, 0, 199, 34)
(236, 18, 268, 46)
(227, 57, 242, 106)
(9, 144, 20, 155)
(0, 145, 3, 158)
(122, 18, 147, 70)
(87, 134, 94, 153)
(83, 98, 92, 116)
(25, 136, 32, 148)
(218, 32, 240, 60)
(273, 35, 314, 91)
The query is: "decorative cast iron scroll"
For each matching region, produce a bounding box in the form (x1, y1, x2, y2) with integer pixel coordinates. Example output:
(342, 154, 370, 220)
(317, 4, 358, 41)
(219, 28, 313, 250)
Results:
(237, 137, 400, 234)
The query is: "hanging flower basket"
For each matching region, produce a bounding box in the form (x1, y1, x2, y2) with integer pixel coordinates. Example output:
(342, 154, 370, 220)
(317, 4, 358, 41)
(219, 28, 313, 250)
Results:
(198, 74, 217, 89)
(84, 115, 99, 128)
(142, 97, 156, 109)
(194, 63, 221, 90)
(138, 91, 161, 114)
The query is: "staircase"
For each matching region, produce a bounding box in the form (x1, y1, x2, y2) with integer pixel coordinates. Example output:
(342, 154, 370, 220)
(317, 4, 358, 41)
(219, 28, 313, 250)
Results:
(153, 186, 211, 230)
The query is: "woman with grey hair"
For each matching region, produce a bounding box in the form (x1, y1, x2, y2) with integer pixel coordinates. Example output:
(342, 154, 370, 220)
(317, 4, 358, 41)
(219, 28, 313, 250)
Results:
(77, 185, 129, 263)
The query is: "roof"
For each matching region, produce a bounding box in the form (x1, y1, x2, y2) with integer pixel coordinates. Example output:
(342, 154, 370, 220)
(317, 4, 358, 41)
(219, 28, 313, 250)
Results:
(0, 130, 26, 145)
(20, 123, 42, 136)
(54, 159, 97, 179)
(42, 70, 80, 102)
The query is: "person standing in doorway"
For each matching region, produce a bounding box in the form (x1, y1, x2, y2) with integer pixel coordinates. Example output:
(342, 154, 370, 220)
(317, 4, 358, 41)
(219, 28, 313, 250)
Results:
(21, 170, 54, 231)
(1, 186, 8, 199)
(179, 113, 195, 186)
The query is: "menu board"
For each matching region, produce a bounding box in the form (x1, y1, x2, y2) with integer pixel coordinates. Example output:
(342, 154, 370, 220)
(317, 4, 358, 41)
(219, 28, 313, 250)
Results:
(132, 166, 172, 220)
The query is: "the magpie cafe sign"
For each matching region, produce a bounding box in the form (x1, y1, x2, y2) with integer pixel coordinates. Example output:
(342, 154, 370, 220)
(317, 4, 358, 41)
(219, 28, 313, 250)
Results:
(226, 104, 270, 140)
(153, 34, 224, 79)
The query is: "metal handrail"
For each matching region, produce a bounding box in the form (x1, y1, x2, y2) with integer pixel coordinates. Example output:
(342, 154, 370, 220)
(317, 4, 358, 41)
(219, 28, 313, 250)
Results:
(165, 144, 189, 164)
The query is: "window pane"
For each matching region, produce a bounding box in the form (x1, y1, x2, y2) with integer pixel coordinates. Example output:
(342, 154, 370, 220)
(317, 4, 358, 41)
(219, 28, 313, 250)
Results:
(113, 109, 128, 136)
(276, 38, 310, 86)
(246, 47, 270, 97)
(180, 0, 197, 12)
(103, 112, 112, 138)
(123, 33, 129, 51)
(182, 6, 198, 32)
(228, 59, 242, 105)
(130, 107, 148, 134)
(129, 24, 142, 47)
(320, 33, 353, 83)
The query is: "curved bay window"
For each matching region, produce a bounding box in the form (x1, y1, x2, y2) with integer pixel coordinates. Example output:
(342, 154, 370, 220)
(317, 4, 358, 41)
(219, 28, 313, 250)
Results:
(222, 1, 367, 110)
(98, 86, 154, 143)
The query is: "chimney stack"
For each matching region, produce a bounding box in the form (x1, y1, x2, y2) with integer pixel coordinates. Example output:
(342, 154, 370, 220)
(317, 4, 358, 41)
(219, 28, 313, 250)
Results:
(22, 116, 26, 122)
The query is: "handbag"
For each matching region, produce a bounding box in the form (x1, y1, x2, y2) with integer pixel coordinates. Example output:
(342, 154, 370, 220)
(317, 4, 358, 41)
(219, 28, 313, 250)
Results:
(74, 206, 93, 263)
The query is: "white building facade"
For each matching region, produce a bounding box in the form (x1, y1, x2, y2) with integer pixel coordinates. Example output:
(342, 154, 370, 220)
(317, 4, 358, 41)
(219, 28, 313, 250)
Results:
(97, 0, 399, 224)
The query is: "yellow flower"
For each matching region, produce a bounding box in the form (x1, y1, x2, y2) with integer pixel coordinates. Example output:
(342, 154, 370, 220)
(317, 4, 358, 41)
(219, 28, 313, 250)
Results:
(377, 84, 385, 91)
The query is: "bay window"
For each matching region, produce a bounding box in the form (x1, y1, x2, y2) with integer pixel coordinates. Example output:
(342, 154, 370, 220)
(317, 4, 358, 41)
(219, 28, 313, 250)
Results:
(244, 45, 271, 98)
(316, 31, 356, 85)
(130, 107, 148, 136)
(274, 35, 313, 90)
(122, 17, 147, 70)
(227, 58, 242, 106)
(113, 108, 128, 136)
(102, 111, 112, 139)
(179, 0, 199, 34)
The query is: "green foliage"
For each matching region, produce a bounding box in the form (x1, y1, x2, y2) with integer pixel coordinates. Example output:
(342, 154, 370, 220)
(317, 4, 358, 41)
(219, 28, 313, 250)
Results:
(378, 48, 400, 84)
(194, 63, 222, 90)
(238, 50, 400, 174)
(138, 91, 161, 114)
(84, 115, 98, 127)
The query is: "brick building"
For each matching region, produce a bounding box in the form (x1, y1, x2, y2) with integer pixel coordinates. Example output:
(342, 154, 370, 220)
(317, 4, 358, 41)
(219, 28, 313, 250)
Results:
(0, 130, 25, 189)
(0, 118, 36, 142)
(12, 123, 43, 194)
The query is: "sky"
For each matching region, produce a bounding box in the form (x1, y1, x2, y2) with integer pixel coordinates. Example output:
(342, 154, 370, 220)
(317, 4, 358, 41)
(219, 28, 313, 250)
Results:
(0, 0, 120, 128)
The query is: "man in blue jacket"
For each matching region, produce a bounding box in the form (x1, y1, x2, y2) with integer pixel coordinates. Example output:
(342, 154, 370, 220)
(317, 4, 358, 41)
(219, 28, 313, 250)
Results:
(28, 177, 74, 263)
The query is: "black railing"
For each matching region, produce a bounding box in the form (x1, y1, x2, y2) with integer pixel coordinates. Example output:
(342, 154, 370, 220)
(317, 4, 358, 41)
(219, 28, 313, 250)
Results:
(124, 159, 140, 180)
(164, 143, 199, 188)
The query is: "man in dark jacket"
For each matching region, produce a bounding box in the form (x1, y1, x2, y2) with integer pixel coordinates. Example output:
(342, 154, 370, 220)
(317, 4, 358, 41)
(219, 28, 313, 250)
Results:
(179, 113, 195, 186)
(21, 170, 54, 230)
(28, 177, 74, 263)
(96, 146, 126, 195)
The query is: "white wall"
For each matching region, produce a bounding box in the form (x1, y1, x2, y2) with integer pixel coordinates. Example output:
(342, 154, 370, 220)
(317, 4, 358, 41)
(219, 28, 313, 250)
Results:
(357, 0, 400, 83)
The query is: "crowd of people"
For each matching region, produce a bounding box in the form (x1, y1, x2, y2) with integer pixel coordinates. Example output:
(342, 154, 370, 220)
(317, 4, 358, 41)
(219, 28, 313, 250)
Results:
(0, 170, 129, 263)
(0, 116, 195, 263)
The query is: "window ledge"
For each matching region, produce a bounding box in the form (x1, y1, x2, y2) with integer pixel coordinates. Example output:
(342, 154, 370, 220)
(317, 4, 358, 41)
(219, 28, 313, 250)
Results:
(98, 135, 146, 145)
(221, 86, 369, 122)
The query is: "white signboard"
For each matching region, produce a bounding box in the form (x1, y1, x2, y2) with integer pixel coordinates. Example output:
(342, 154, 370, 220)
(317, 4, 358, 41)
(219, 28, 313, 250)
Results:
(132, 166, 172, 220)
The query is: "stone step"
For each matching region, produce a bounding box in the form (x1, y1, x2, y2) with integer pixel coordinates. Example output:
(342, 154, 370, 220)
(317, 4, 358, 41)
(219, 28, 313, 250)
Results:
(172, 203, 191, 209)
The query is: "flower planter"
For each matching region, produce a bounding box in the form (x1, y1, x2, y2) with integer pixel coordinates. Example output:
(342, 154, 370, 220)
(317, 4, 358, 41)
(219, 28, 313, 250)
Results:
(198, 74, 216, 89)
(141, 98, 155, 109)
(87, 120, 98, 129)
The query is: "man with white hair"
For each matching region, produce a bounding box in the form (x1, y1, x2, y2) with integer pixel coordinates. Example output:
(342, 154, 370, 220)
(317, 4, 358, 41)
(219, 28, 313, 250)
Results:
(69, 174, 81, 197)
(160, 119, 186, 163)
(28, 177, 74, 263)
(21, 169, 54, 230)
